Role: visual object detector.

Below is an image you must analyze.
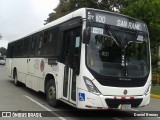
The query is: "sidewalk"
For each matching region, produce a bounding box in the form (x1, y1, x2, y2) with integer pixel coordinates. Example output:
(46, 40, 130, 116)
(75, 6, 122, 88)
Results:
(151, 94, 160, 99)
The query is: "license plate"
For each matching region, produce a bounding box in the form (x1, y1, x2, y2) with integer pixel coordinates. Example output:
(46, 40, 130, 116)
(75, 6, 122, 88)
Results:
(121, 104, 131, 110)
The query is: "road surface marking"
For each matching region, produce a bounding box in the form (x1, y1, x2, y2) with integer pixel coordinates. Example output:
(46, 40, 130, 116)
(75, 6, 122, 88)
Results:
(24, 95, 66, 120)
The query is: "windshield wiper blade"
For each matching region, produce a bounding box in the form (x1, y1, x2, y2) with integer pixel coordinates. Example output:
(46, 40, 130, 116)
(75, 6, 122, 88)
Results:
(105, 25, 121, 46)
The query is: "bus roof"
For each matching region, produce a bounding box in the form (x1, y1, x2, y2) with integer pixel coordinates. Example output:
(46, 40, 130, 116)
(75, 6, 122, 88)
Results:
(9, 8, 146, 43)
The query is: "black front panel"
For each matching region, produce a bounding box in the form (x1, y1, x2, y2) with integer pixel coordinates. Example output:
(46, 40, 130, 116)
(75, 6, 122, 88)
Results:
(96, 76, 148, 87)
(105, 98, 143, 108)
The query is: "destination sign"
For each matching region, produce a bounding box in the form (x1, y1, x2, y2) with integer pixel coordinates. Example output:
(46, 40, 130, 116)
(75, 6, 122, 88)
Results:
(87, 10, 147, 32)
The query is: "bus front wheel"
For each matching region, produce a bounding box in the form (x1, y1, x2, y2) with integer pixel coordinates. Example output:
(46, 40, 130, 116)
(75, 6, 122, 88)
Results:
(46, 79, 59, 107)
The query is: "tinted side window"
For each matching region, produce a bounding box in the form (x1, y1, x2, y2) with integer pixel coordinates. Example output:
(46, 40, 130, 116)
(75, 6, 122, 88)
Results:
(23, 38, 30, 57)
(40, 27, 58, 57)
(13, 41, 18, 57)
(36, 33, 43, 56)
(6, 44, 11, 58)
(6, 43, 14, 58)
(30, 36, 38, 57)
(16, 40, 23, 57)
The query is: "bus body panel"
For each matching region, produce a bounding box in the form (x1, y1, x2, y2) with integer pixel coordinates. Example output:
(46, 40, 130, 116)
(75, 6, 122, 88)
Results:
(12, 58, 28, 83)
(92, 73, 151, 96)
(5, 58, 12, 78)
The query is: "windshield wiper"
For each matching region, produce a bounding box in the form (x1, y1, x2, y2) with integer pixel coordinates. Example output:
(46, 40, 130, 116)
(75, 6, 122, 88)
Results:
(105, 25, 121, 46)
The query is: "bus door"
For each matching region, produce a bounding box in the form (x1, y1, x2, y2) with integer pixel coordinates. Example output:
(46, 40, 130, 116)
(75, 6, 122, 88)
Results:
(62, 27, 81, 104)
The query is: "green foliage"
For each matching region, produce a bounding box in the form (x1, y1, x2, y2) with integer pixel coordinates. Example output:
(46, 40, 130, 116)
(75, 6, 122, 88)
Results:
(152, 79, 157, 86)
(121, 0, 160, 67)
(151, 86, 160, 95)
(152, 68, 160, 74)
(151, 50, 159, 68)
(0, 47, 7, 56)
(44, 0, 128, 24)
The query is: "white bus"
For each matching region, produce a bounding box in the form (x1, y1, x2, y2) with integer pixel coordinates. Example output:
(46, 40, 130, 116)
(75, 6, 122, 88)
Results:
(6, 8, 151, 110)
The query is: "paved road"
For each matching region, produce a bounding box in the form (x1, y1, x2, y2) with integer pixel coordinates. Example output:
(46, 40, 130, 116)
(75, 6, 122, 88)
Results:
(0, 65, 160, 120)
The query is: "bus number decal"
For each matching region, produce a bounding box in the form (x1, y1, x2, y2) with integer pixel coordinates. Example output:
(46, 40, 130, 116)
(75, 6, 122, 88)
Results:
(96, 15, 106, 23)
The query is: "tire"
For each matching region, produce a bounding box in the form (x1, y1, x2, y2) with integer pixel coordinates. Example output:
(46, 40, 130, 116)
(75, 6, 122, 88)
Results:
(46, 79, 59, 107)
(14, 71, 20, 86)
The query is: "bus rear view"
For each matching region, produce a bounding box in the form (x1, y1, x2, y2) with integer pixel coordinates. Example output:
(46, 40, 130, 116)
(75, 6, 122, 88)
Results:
(79, 9, 151, 109)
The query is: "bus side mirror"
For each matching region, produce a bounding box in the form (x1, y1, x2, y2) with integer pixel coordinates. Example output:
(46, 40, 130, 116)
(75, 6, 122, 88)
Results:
(83, 27, 91, 44)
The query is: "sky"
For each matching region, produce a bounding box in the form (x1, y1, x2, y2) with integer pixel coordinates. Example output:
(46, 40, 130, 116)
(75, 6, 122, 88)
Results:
(0, 0, 59, 48)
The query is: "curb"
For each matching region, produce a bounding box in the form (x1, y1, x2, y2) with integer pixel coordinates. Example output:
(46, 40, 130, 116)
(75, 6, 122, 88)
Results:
(151, 94, 160, 99)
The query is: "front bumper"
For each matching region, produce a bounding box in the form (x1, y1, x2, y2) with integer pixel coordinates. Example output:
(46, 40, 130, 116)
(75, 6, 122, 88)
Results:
(77, 89, 150, 109)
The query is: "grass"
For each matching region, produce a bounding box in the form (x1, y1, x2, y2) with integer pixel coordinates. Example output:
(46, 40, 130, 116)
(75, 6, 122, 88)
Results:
(151, 86, 160, 95)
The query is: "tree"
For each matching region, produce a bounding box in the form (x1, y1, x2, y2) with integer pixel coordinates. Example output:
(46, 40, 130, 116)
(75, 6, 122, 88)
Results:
(44, 0, 128, 24)
(121, 0, 160, 67)
(121, 0, 160, 47)
(0, 47, 7, 56)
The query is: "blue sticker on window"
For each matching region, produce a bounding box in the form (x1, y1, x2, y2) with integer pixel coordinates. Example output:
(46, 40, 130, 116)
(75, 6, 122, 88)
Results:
(79, 93, 85, 101)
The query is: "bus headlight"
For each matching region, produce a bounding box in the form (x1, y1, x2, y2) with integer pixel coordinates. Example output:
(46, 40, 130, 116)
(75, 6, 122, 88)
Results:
(144, 82, 151, 96)
(83, 76, 101, 95)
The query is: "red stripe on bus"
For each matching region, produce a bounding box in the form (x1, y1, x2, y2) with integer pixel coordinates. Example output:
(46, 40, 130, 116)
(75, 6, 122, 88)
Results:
(121, 96, 126, 101)
(130, 96, 134, 100)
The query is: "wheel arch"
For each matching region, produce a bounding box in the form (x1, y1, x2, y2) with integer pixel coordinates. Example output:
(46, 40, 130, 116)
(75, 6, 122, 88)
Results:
(13, 67, 17, 79)
(44, 73, 56, 93)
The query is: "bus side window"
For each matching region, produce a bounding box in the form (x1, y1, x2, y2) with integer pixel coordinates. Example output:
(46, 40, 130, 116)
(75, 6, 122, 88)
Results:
(18, 40, 23, 57)
(39, 27, 58, 57)
(30, 36, 37, 56)
(13, 41, 18, 57)
(37, 33, 43, 56)
(43, 31, 48, 44)
(16, 41, 21, 57)
(6, 43, 14, 58)
(23, 38, 30, 57)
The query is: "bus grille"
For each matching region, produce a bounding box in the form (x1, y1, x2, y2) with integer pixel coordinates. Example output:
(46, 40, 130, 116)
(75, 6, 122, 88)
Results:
(96, 75, 148, 87)
(105, 98, 143, 108)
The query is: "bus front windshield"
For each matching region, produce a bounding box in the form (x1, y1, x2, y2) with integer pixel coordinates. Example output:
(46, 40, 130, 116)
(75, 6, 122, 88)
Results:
(86, 26, 149, 78)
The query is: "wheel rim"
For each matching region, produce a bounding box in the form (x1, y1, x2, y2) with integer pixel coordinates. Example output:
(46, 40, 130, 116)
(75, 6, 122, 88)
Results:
(47, 86, 56, 100)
